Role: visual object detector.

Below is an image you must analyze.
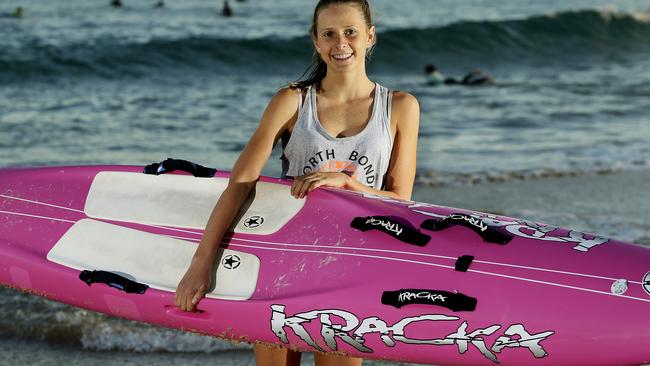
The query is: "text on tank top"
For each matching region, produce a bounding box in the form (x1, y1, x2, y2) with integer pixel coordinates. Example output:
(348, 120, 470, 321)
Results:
(281, 83, 393, 189)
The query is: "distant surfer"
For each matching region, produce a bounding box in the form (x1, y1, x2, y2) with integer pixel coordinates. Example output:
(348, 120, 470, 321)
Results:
(11, 6, 23, 18)
(154, 0, 164, 8)
(111, 0, 123, 8)
(425, 64, 495, 86)
(222, 1, 233, 17)
(424, 64, 446, 85)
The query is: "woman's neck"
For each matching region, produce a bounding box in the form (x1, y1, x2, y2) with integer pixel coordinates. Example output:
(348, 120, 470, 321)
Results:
(319, 68, 374, 101)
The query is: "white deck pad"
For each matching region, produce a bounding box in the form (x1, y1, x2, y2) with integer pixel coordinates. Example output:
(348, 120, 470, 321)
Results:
(47, 219, 260, 300)
(84, 172, 305, 235)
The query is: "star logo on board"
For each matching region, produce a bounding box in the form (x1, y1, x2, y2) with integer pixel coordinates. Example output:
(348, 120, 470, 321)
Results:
(243, 215, 264, 229)
(222, 254, 241, 270)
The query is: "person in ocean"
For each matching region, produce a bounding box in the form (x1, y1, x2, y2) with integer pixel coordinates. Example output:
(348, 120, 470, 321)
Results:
(425, 64, 495, 86)
(11, 6, 24, 18)
(222, 1, 233, 17)
(111, 0, 123, 8)
(424, 64, 446, 85)
(174, 0, 419, 365)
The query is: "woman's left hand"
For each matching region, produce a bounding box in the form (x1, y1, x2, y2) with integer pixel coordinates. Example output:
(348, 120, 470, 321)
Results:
(290, 172, 350, 199)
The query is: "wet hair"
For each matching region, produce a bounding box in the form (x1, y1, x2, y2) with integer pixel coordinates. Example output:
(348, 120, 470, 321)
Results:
(291, 0, 374, 91)
(425, 64, 437, 74)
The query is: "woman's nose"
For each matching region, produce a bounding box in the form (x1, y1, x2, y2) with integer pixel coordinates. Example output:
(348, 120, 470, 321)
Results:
(335, 34, 348, 48)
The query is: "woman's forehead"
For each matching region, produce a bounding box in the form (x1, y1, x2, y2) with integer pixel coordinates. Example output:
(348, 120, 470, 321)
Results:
(316, 4, 366, 29)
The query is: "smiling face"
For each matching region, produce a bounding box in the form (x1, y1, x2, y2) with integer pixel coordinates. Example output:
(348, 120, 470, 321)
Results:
(312, 3, 376, 74)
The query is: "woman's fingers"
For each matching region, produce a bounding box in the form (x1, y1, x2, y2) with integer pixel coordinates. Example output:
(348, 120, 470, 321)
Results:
(304, 173, 321, 182)
(174, 287, 180, 308)
(291, 173, 317, 198)
(298, 177, 316, 198)
(175, 281, 186, 309)
(175, 272, 209, 311)
(185, 292, 196, 312)
(307, 179, 325, 191)
(175, 284, 189, 311)
(177, 286, 202, 311)
(291, 172, 347, 198)
(290, 176, 303, 197)
(192, 284, 206, 305)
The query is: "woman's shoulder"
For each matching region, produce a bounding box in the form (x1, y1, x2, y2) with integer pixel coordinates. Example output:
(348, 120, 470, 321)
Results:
(264, 86, 302, 114)
(254, 86, 303, 132)
(391, 90, 418, 105)
(274, 86, 302, 102)
(390, 90, 420, 121)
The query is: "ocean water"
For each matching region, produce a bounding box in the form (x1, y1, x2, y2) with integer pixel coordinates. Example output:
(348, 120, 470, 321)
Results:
(1, 0, 650, 364)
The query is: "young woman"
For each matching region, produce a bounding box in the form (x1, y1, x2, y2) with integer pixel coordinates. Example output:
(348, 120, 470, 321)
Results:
(174, 0, 420, 365)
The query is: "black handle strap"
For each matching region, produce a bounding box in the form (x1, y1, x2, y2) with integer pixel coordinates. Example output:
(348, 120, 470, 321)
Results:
(351, 216, 430, 246)
(455, 255, 474, 272)
(143, 158, 217, 178)
(79, 270, 149, 294)
(382, 289, 477, 312)
(420, 213, 513, 244)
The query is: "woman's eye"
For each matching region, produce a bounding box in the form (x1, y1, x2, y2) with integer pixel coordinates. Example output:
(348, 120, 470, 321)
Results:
(345, 29, 356, 36)
(323, 31, 333, 37)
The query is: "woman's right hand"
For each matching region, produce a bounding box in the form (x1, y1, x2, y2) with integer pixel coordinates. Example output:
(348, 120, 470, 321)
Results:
(174, 256, 213, 312)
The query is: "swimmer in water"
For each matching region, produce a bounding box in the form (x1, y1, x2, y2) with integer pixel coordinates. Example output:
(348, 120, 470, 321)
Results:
(222, 1, 233, 17)
(10, 6, 24, 18)
(424, 64, 446, 86)
(425, 64, 495, 86)
(111, 0, 123, 8)
(460, 69, 496, 86)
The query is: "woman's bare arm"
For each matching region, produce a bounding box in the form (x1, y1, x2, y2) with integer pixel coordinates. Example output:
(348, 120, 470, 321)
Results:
(174, 87, 300, 311)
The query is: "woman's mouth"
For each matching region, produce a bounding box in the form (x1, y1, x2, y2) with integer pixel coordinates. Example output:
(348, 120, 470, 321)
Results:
(332, 53, 353, 61)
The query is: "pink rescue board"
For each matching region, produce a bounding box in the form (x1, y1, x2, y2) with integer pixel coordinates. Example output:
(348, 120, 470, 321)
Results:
(1, 163, 650, 366)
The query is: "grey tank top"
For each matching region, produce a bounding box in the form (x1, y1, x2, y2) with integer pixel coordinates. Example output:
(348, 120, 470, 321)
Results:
(281, 83, 393, 189)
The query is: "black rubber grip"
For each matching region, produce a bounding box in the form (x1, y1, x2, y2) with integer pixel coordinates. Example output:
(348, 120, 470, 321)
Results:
(351, 216, 430, 246)
(144, 158, 217, 178)
(79, 270, 148, 294)
(382, 289, 477, 312)
(421, 213, 513, 244)
(455, 255, 474, 272)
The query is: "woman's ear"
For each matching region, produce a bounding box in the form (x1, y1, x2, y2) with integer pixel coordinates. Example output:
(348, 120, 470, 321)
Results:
(367, 25, 376, 48)
(312, 35, 321, 54)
